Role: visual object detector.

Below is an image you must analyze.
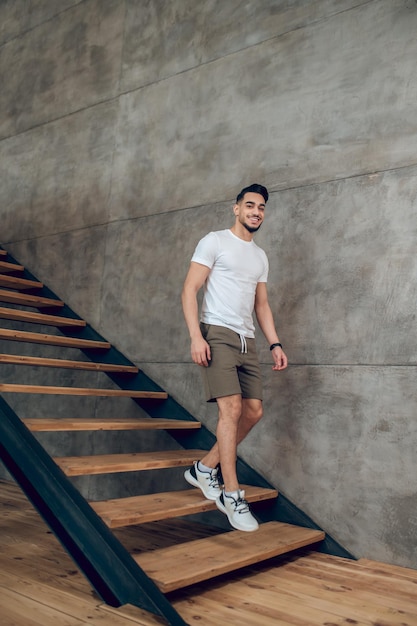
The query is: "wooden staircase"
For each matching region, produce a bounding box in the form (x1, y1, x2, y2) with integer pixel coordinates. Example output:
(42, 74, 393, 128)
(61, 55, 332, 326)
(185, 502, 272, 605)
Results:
(0, 246, 329, 625)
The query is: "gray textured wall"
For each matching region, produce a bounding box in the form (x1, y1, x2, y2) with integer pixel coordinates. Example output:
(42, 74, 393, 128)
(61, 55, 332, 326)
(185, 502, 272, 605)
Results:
(0, 0, 416, 568)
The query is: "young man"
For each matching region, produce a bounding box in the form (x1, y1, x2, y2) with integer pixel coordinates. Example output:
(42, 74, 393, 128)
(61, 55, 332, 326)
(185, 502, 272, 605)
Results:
(182, 183, 288, 532)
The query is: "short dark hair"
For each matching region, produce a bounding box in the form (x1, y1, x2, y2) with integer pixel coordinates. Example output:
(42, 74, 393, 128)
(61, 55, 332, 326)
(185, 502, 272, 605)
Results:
(236, 183, 269, 204)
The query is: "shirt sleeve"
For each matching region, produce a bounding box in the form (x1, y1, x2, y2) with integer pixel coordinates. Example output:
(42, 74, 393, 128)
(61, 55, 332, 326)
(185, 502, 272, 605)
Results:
(258, 249, 269, 283)
(191, 232, 218, 269)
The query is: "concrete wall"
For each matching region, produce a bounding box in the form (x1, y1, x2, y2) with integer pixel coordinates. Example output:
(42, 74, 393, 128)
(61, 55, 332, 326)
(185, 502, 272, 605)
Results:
(0, 0, 416, 568)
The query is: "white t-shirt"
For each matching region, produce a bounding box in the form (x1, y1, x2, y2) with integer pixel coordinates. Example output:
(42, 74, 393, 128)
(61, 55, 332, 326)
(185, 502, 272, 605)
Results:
(191, 229, 269, 337)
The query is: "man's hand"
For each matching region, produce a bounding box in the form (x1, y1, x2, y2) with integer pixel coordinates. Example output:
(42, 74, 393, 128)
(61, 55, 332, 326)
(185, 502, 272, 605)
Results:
(271, 346, 288, 371)
(191, 336, 211, 367)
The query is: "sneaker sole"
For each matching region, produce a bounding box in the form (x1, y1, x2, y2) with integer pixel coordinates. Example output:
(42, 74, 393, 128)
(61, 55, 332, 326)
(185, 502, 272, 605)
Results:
(216, 497, 259, 532)
(184, 469, 220, 501)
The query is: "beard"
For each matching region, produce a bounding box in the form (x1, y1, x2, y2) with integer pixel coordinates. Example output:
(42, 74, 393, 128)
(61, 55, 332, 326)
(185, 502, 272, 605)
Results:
(243, 221, 262, 233)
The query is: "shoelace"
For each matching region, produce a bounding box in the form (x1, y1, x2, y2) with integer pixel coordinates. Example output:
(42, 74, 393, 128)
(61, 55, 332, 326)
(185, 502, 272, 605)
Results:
(228, 493, 250, 514)
(208, 468, 220, 488)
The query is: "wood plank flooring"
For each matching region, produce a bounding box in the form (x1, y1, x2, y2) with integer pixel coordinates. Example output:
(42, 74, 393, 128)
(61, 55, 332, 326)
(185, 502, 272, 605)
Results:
(0, 480, 416, 626)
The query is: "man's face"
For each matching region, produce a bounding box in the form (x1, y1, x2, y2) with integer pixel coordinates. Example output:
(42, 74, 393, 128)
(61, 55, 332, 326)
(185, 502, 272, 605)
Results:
(234, 192, 266, 233)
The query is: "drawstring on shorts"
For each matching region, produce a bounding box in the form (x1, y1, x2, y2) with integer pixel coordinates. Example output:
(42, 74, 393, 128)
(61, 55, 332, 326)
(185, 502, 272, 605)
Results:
(239, 334, 248, 354)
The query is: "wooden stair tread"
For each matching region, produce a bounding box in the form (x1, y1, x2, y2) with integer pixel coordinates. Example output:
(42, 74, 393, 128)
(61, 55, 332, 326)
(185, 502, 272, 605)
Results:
(0, 328, 111, 349)
(0, 306, 85, 327)
(0, 353, 138, 373)
(23, 417, 201, 432)
(54, 449, 206, 476)
(135, 521, 325, 592)
(0, 261, 24, 274)
(0, 288, 64, 309)
(0, 274, 43, 290)
(91, 486, 278, 528)
(0, 383, 167, 399)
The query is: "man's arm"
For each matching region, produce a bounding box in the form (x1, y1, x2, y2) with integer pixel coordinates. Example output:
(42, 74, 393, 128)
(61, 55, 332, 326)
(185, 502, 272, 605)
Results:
(181, 261, 211, 367)
(254, 282, 288, 371)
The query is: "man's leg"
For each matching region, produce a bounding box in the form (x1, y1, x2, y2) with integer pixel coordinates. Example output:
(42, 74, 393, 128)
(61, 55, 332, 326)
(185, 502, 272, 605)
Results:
(185, 396, 263, 500)
(200, 396, 263, 490)
(213, 395, 261, 532)
(213, 394, 242, 492)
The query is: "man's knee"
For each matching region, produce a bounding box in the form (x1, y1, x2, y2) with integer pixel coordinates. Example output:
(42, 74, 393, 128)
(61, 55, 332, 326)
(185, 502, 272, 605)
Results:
(243, 399, 263, 425)
(217, 394, 242, 422)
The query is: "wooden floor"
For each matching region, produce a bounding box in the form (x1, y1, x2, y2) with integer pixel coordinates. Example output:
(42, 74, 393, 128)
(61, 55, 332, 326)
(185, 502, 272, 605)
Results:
(1, 480, 416, 626)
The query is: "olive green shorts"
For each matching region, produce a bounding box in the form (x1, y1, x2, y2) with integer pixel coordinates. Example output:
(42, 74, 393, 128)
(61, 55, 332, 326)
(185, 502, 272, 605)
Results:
(200, 323, 263, 403)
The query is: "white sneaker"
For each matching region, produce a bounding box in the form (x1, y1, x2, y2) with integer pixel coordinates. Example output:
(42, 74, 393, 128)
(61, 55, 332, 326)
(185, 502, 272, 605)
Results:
(184, 461, 222, 501)
(216, 489, 259, 532)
